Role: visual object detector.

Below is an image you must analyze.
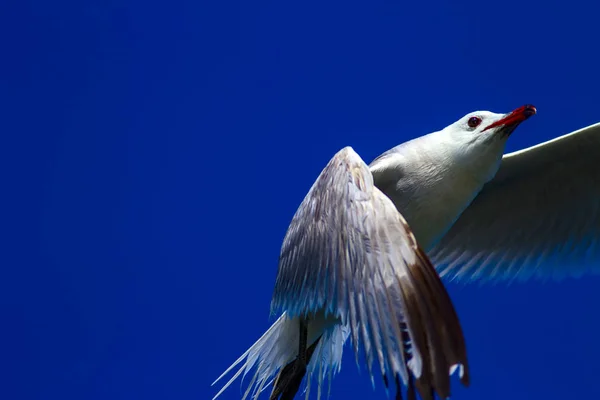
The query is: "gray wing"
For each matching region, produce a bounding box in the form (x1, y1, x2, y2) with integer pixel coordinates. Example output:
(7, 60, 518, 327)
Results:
(429, 122, 600, 282)
(271, 147, 469, 399)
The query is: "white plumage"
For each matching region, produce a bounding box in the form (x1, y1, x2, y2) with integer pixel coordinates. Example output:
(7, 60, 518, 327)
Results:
(213, 104, 600, 399)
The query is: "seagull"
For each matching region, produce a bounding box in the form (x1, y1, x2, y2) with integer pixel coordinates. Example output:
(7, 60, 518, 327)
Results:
(213, 104, 600, 399)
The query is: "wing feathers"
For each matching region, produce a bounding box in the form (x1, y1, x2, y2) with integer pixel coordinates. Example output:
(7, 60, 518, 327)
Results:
(271, 147, 469, 398)
(430, 122, 600, 281)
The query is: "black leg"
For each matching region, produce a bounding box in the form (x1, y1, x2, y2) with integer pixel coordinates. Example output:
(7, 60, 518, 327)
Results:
(298, 319, 308, 365)
(270, 318, 318, 400)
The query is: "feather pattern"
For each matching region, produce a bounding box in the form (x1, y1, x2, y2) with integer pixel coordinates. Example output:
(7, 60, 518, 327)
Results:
(270, 147, 469, 398)
(430, 122, 600, 282)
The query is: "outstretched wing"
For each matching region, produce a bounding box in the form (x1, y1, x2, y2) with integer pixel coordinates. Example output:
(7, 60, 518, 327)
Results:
(430, 122, 600, 282)
(271, 146, 469, 399)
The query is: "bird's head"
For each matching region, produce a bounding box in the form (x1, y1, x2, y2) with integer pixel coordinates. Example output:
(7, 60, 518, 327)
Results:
(444, 104, 536, 146)
(436, 104, 536, 181)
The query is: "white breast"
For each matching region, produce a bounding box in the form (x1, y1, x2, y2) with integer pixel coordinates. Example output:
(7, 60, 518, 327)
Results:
(371, 133, 504, 249)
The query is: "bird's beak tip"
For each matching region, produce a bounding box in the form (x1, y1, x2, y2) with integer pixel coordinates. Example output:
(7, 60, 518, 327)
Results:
(482, 104, 537, 132)
(522, 104, 537, 118)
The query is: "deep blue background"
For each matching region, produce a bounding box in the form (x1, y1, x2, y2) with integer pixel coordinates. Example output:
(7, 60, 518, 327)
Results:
(2, 0, 600, 399)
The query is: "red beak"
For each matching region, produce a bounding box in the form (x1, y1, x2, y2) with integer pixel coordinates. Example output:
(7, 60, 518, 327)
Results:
(482, 104, 537, 132)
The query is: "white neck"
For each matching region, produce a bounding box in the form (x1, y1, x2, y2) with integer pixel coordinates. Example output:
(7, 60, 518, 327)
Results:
(371, 130, 505, 248)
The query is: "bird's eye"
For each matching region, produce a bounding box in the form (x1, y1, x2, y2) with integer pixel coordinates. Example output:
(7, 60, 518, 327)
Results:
(467, 116, 482, 128)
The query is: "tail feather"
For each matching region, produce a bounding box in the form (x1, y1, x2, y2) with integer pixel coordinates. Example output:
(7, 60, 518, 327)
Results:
(212, 312, 349, 400)
(212, 314, 286, 400)
(212, 314, 285, 386)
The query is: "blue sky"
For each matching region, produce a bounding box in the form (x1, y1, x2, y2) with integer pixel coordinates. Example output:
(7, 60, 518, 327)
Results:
(2, 0, 600, 399)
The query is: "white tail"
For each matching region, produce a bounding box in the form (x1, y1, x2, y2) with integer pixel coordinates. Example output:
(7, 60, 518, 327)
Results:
(212, 312, 349, 400)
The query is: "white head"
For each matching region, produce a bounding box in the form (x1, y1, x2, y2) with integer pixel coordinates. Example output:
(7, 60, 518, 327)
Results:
(372, 104, 537, 179)
(443, 104, 537, 146)
(437, 104, 537, 179)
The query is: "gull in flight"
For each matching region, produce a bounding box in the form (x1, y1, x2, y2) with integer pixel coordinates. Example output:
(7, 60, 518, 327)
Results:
(212, 105, 600, 399)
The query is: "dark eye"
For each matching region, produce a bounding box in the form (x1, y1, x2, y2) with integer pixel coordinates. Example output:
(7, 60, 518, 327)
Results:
(468, 116, 482, 128)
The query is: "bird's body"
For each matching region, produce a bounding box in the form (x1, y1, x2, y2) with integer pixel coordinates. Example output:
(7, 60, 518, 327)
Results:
(369, 122, 506, 249)
(213, 105, 600, 399)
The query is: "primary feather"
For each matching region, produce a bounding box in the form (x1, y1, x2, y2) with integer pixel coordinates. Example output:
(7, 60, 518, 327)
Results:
(213, 147, 469, 399)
